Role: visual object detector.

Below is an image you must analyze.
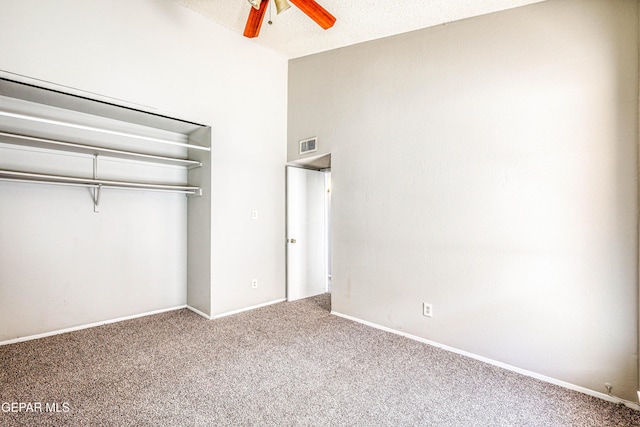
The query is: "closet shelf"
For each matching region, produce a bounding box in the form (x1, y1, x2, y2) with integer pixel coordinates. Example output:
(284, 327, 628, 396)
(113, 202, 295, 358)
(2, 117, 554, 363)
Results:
(0, 169, 201, 195)
(0, 110, 211, 152)
(0, 131, 202, 168)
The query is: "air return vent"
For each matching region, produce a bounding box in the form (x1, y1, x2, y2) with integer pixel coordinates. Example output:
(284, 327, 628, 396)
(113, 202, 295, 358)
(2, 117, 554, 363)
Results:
(299, 137, 318, 155)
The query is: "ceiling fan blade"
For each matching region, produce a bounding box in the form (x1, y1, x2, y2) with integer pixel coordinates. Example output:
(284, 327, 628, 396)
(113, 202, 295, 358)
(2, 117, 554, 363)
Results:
(243, 0, 268, 38)
(289, 0, 336, 30)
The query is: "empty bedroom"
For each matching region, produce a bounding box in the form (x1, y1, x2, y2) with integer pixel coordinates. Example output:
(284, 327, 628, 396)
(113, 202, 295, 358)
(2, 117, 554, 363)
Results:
(1, 0, 639, 425)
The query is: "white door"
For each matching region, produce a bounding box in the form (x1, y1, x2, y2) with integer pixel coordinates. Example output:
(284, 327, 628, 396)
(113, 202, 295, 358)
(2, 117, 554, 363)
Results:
(287, 166, 327, 301)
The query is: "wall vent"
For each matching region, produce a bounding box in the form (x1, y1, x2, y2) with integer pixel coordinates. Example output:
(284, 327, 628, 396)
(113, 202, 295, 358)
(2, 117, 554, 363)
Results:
(299, 137, 318, 155)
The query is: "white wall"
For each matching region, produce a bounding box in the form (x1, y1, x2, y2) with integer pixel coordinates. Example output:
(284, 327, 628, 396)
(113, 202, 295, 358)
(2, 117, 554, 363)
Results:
(0, 0, 287, 340)
(288, 0, 639, 401)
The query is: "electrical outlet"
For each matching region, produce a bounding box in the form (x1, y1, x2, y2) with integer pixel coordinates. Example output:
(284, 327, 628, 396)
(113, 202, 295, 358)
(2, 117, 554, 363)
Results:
(423, 303, 433, 317)
(251, 279, 258, 289)
(252, 210, 258, 220)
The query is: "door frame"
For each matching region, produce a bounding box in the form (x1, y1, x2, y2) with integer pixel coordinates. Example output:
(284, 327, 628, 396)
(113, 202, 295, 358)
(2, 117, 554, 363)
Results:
(285, 155, 331, 302)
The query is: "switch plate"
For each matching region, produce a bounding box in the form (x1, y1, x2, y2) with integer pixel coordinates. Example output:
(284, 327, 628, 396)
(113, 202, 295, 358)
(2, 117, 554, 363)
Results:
(423, 303, 433, 317)
(251, 279, 258, 289)
(252, 210, 258, 220)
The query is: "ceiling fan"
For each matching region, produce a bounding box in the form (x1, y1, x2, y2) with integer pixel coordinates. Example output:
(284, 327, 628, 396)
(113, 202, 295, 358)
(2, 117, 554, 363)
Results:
(244, 0, 336, 38)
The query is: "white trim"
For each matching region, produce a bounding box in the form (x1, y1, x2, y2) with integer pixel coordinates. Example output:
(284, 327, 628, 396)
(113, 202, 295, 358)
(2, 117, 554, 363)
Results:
(0, 305, 186, 346)
(186, 305, 213, 320)
(331, 311, 640, 411)
(212, 298, 286, 319)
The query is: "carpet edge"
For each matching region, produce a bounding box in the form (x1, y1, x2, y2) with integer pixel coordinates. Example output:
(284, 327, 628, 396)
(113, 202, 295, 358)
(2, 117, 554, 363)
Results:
(0, 305, 188, 347)
(330, 310, 640, 411)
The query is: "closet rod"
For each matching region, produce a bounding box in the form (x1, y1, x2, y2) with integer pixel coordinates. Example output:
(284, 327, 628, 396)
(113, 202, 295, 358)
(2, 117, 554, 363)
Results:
(0, 111, 211, 152)
(0, 170, 200, 194)
(0, 177, 199, 195)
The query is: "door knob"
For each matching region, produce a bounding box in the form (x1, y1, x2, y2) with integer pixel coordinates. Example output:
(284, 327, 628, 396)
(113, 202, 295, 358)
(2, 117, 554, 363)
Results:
(289, 238, 297, 243)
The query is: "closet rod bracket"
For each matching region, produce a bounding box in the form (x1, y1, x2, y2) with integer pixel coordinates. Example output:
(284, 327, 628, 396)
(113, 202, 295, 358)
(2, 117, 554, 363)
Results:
(93, 184, 102, 213)
(93, 154, 100, 212)
(187, 188, 203, 197)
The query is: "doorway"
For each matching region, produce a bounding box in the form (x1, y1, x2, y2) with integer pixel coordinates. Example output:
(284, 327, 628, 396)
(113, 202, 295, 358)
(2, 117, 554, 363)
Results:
(286, 157, 331, 302)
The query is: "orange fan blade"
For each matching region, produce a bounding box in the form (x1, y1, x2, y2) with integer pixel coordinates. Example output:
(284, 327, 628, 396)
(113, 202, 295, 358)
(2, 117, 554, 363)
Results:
(289, 0, 336, 30)
(244, 0, 268, 38)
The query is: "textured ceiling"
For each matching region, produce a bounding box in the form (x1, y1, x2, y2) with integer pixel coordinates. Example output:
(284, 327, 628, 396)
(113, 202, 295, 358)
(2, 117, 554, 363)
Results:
(173, 0, 547, 58)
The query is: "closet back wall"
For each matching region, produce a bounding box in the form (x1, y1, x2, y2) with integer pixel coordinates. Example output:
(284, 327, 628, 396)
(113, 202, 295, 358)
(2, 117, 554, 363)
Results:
(0, 150, 188, 341)
(0, 0, 287, 341)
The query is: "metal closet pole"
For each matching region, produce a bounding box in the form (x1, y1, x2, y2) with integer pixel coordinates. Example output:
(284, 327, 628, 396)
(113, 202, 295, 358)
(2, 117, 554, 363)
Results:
(0, 170, 201, 194)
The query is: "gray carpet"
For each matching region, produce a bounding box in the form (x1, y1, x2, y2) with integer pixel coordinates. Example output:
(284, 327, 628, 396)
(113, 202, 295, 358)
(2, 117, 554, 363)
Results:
(1, 294, 639, 426)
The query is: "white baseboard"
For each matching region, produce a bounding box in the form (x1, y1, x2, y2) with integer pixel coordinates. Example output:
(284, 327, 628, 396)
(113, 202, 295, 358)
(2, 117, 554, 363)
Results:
(331, 311, 640, 411)
(0, 305, 187, 347)
(212, 298, 286, 319)
(1, 299, 288, 346)
(186, 305, 212, 319)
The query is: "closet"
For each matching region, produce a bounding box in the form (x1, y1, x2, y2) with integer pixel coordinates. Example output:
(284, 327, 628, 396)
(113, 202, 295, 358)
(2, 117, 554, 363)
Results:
(0, 77, 213, 342)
